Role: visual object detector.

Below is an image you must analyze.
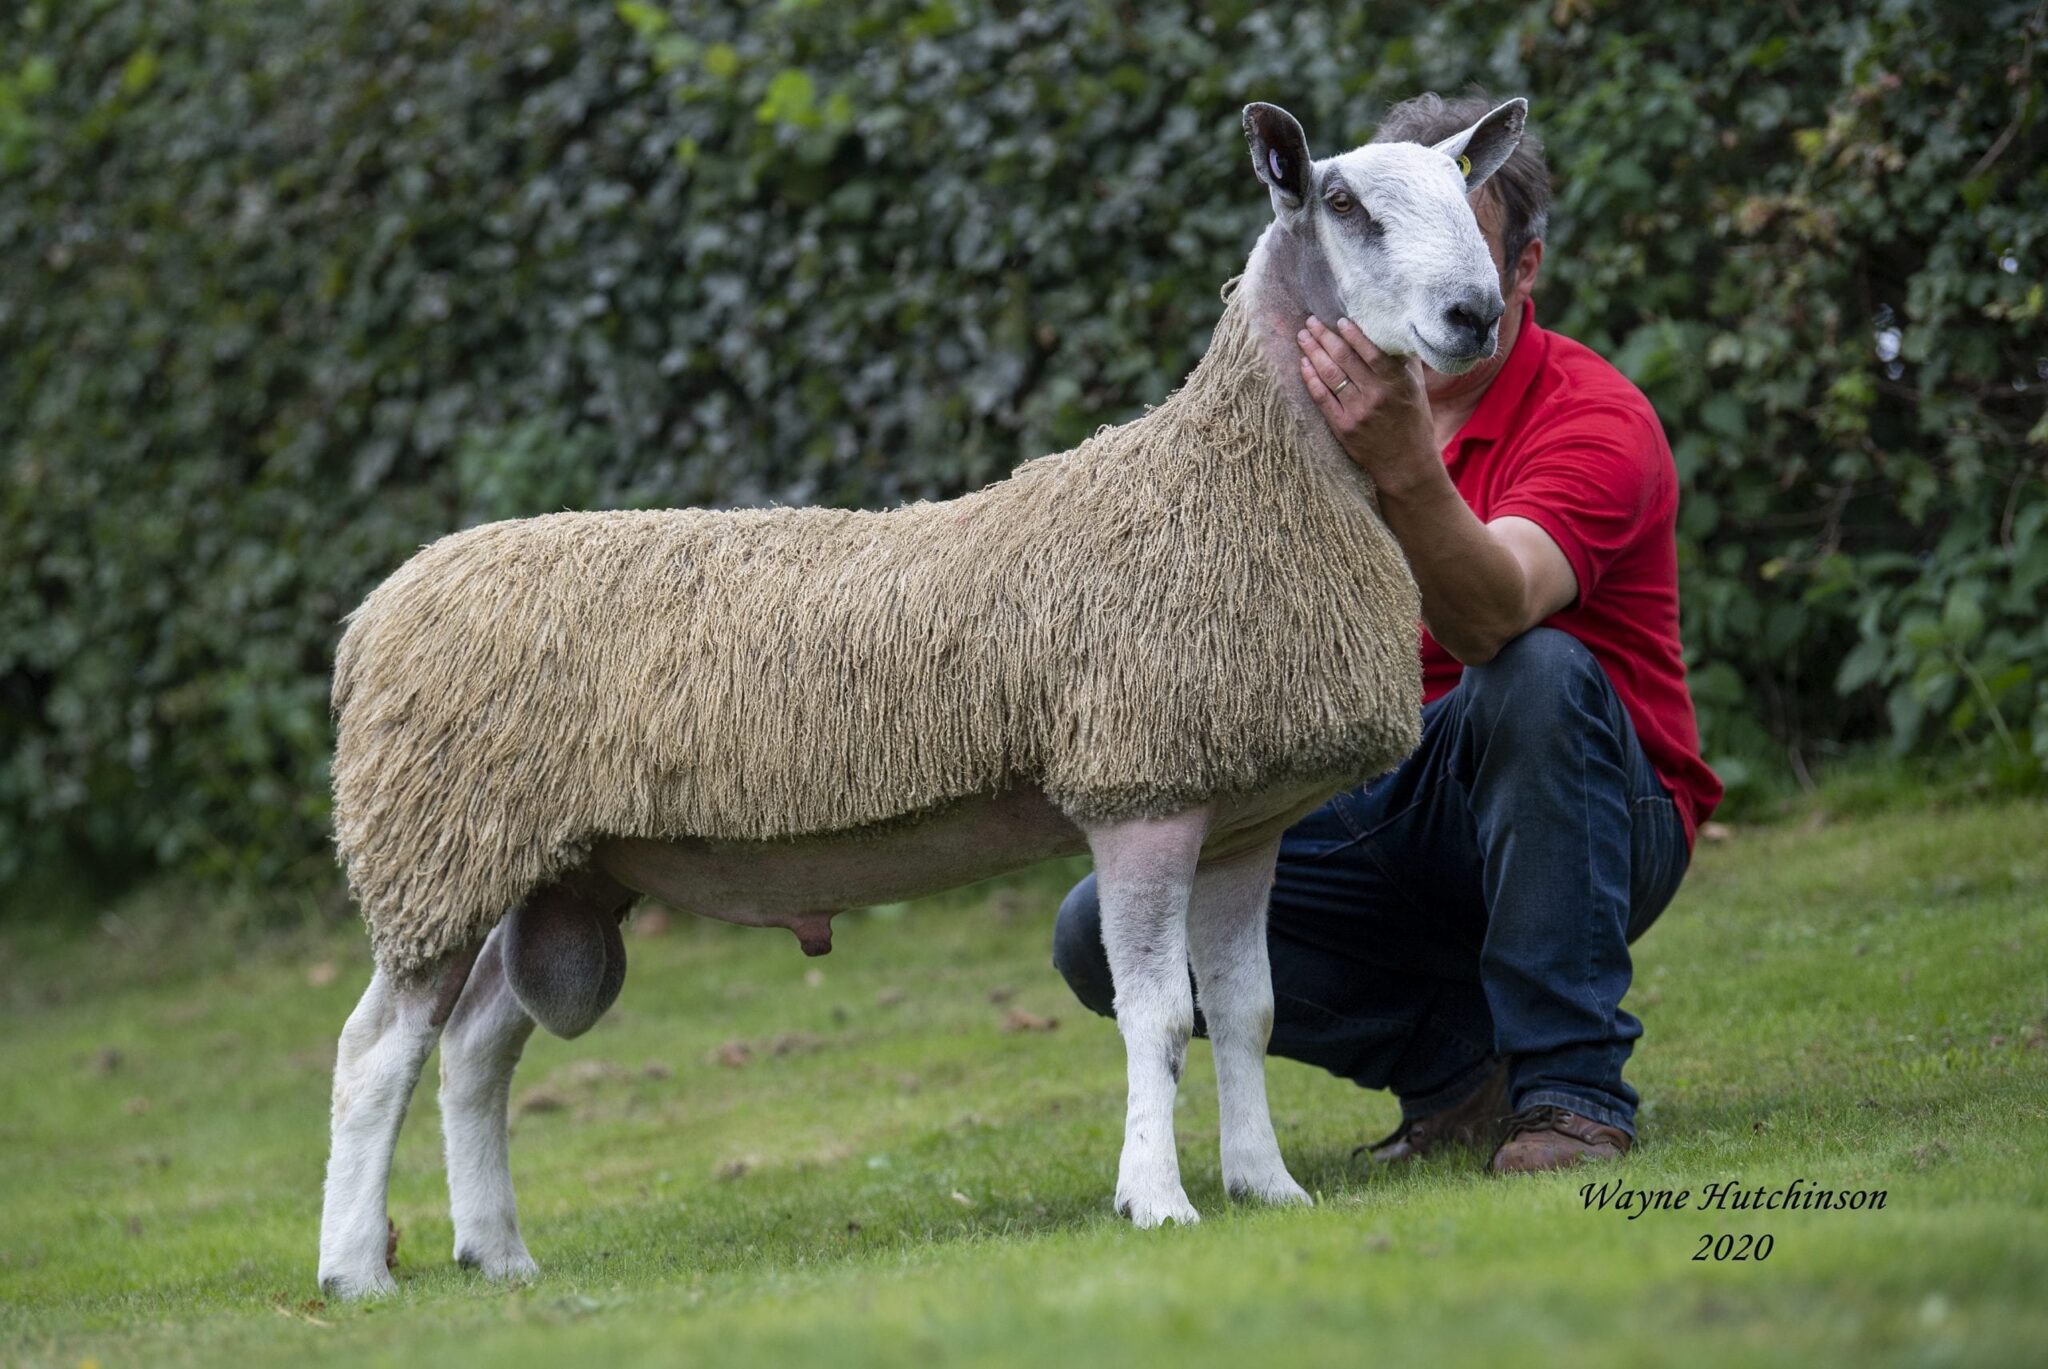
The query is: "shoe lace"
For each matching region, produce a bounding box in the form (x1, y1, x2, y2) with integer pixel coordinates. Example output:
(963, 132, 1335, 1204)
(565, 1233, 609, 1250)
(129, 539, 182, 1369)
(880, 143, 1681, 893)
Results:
(1499, 1104, 1574, 1137)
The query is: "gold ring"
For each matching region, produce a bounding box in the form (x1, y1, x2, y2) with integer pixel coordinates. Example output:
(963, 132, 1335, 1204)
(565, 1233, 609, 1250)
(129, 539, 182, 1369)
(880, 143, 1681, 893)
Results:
(1332, 378, 1351, 394)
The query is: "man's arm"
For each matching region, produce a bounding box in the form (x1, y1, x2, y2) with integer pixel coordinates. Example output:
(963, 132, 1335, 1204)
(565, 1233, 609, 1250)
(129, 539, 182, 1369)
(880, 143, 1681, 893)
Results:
(1296, 316, 1575, 665)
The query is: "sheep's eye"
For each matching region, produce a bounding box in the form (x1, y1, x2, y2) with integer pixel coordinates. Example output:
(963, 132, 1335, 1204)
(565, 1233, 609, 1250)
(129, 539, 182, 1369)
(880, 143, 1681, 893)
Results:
(1326, 188, 1354, 214)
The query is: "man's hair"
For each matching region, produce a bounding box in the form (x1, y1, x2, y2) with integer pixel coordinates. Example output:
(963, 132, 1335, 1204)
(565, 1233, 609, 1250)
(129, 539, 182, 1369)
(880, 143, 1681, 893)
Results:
(1372, 91, 1551, 270)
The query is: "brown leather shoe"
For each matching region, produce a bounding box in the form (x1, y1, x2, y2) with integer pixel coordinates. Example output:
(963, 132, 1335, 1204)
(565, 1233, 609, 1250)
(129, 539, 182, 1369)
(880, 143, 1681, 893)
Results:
(1488, 1105, 1632, 1173)
(1356, 1059, 1510, 1165)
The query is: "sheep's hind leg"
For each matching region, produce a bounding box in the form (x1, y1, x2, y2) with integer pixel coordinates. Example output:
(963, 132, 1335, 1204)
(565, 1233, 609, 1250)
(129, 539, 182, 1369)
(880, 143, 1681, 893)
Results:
(440, 922, 541, 1283)
(318, 948, 478, 1298)
(1086, 809, 1209, 1228)
(1188, 837, 1311, 1208)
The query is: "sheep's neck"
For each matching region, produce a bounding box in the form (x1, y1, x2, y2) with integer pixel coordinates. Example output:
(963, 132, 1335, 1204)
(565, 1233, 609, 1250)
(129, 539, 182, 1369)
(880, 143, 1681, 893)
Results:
(1189, 223, 1378, 494)
(1237, 222, 1352, 430)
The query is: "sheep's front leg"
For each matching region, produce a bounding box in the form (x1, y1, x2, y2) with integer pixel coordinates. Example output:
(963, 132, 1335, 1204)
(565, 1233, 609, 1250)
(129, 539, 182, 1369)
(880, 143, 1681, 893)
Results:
(318, 950, 475, 1298)
(440, 924, 541, 1283)
(1086, 809, 1209, 1228)
(1188, 838, 1311, 1208)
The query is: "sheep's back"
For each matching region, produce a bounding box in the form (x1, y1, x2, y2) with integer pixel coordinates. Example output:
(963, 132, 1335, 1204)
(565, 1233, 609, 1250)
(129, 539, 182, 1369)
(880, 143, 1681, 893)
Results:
(332, 500, 1029, 974)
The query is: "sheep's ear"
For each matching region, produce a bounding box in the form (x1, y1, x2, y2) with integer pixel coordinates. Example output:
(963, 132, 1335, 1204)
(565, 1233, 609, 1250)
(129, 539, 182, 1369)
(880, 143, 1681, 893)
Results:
(1431, 97, 1528, 191)
(1243, 103, 1312, 212)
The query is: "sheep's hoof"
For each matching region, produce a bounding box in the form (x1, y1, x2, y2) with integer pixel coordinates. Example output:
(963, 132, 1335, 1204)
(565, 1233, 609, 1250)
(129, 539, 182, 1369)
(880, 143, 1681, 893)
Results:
(318, 1264, 398, 1300)
(1224, 1167, 1313, 1207)
(1114, 1186, 1201, 1228)
(456, 1238, 541, 1284)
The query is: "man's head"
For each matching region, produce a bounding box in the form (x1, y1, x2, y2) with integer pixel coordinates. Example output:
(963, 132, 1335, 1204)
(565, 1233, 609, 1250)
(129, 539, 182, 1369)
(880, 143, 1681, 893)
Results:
(1371, 91, 1550, 326)
(1243, 96, 1528, 375)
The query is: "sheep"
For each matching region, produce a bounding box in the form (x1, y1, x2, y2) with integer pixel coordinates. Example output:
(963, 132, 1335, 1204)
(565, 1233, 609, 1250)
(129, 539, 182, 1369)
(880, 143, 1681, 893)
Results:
(317, 96, 1530, 1298)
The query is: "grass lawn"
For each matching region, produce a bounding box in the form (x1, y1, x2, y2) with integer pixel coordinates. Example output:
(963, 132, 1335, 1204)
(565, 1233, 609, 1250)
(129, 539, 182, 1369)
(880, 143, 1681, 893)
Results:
(3, 793, 2045, 1367)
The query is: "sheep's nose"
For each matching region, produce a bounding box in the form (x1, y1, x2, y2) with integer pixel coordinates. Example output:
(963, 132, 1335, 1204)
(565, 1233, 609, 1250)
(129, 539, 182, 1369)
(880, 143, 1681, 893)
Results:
(1443, 296, 1505, 350)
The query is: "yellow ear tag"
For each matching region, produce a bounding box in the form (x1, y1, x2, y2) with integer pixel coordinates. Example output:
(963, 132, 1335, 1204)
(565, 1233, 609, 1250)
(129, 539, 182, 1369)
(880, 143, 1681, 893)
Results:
(1457, 153, 1473, 178)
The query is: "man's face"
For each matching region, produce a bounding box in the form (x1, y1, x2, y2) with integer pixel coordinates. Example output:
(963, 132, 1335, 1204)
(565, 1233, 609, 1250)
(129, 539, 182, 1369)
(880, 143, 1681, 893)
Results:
(1471, 191, 1514, 305)
(1421, 187, 1534, 398)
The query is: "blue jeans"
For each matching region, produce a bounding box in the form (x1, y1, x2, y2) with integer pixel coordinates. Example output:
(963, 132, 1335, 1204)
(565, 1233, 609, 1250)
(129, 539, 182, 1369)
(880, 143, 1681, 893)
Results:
(1051, 627, 1690, 1136)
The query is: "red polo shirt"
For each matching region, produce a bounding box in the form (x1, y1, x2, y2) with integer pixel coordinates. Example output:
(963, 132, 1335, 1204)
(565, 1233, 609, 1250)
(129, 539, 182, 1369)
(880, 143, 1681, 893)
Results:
(1422, 300, 1722, 845)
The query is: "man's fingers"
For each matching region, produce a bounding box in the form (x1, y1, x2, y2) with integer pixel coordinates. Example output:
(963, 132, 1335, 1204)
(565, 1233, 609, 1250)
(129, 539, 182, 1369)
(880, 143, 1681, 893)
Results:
(1304, 316, 1374, 391)
(1336, 317, 1417, 386)
(1334, 317, 1382, 362)
(1333, 316, 1395, 376)
(1297, 357, 1346, 424)
(1296, 328, 1355, 401)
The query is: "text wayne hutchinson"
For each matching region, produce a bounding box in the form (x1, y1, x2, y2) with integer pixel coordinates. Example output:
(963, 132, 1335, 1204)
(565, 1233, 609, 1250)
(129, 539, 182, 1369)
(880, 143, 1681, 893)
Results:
(1579, 1177, 1889, 1219)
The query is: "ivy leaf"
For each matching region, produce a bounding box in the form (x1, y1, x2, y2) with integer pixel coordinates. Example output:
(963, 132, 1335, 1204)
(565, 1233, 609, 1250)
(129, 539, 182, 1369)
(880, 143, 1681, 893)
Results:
(120, 49, 157, 96)
(756, 69, 818, 128)
(614, 2, 669, 40)
(1942, 587, 1986, 646)
(1835, 637, 1889, 694)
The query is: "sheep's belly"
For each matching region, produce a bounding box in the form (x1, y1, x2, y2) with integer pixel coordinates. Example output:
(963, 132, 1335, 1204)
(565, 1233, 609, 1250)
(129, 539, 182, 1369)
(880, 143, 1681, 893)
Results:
(590, 776, 1345, 943)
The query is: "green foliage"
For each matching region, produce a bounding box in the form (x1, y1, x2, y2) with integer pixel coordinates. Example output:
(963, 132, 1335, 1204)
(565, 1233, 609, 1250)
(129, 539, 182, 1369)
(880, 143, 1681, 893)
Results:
(2, 0, 2044, 891)
(1536, 2, 2048, 798)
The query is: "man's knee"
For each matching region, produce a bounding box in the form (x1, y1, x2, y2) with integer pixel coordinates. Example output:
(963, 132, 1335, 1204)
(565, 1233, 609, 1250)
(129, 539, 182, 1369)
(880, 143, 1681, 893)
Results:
(1458, 627, 1610, 737)
(1051, 875, 1116, 1019)
(1464, 626, 1596, 697)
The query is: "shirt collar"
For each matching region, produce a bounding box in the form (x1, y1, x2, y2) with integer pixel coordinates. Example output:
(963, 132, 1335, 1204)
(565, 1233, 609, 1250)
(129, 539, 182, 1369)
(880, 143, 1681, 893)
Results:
(1447, 297, 1545, 455)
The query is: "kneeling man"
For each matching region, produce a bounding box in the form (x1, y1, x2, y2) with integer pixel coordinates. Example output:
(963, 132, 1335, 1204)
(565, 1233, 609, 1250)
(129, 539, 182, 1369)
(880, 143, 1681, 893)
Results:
(1053, 93, 1722, 1173)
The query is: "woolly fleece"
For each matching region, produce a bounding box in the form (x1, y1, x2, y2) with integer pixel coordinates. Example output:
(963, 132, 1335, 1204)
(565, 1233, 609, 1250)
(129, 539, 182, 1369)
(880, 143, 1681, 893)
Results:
(332, 284, 1422, 974)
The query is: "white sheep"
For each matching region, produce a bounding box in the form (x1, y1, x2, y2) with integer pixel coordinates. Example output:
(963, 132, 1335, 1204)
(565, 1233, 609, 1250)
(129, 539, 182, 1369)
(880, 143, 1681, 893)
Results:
(317, 97, 1529, 1298)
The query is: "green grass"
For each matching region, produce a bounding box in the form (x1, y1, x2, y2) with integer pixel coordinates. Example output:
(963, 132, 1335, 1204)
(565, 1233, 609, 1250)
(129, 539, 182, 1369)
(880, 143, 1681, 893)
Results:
(3, 796, 2045, 1367)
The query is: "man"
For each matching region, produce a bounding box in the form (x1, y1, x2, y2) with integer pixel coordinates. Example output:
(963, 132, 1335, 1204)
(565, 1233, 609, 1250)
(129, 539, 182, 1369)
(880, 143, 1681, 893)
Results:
(1051, 92, 1721, 1173)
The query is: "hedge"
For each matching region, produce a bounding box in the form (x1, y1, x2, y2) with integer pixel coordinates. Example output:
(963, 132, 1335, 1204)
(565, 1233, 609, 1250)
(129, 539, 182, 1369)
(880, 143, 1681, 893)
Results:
(2, 0, 2043, 891)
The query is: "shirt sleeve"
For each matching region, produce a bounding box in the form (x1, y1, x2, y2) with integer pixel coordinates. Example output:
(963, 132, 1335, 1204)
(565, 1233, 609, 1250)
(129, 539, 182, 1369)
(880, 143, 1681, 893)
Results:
(1485, 404, 1671, 605)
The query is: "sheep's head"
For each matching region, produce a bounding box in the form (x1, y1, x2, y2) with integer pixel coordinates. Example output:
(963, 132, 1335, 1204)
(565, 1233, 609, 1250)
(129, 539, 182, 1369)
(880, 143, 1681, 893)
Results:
(1243, 98, 1527, 376)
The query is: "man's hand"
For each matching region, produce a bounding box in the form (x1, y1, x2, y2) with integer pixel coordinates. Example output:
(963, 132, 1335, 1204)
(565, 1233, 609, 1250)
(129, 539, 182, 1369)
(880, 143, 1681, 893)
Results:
(1293, 314, 1578, 665)
(1295, 316, 1438, 496)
